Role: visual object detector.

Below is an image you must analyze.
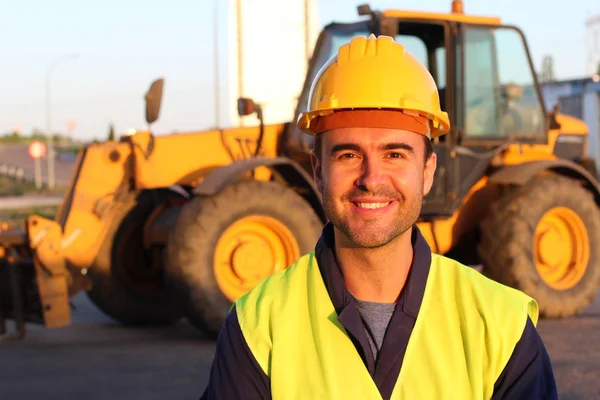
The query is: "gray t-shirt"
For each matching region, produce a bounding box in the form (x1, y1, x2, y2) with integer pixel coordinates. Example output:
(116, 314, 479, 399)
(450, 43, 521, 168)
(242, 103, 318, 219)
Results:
(353, 297, 396, 361)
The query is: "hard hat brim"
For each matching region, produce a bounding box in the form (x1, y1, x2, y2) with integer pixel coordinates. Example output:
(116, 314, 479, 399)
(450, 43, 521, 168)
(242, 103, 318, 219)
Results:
(297, 107, 450, 138)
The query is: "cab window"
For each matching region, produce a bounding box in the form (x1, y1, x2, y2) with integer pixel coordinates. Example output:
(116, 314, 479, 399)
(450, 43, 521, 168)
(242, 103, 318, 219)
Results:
(461, 26, 546, 140)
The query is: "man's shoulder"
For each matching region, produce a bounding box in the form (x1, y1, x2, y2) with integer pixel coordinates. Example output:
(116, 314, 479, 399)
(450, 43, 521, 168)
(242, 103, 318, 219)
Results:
(235, 251, 315, 312)
(429, 253, 539, 323)
(428, 254, 542, 381)
(233, 251, 316, 366)
(430, 252, 532, 297)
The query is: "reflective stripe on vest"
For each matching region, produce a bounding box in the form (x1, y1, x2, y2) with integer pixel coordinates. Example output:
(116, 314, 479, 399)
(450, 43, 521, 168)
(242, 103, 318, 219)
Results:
(235, 252, 539, 399)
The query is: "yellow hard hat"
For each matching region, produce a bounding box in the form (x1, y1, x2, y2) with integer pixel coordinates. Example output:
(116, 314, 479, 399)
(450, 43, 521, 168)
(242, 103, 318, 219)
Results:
(297, 34, 450, 138)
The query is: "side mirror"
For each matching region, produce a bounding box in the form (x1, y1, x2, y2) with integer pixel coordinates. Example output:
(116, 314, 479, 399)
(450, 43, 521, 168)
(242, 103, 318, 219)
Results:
(145, 78, 164, 124)
(237, 97, 258, 117)
(379, 16, 399, 36)
(237, 97, 265, 158)
(357, 4, 372, 16)
(549, 104, 562, 130)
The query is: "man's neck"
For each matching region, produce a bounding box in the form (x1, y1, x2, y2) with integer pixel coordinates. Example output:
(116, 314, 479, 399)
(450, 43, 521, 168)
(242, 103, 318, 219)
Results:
(334, 227, 414, 304)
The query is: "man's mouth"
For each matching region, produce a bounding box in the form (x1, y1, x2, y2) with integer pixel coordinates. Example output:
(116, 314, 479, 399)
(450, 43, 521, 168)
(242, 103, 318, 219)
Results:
(354, 202, 392, 210)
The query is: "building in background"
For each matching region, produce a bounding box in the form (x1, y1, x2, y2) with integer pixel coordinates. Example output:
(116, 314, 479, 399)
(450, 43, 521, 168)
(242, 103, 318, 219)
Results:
(541, 76, 600, 171)
(587, 14, 600, 76)
(224, 0, 321, 128)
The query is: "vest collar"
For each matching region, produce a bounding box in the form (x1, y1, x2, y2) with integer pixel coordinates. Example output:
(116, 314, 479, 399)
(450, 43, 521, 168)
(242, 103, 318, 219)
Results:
(314, 221, 432, 316)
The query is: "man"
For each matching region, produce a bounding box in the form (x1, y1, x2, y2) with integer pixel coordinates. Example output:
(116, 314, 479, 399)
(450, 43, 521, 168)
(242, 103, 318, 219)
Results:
(201, 34, 557, 399)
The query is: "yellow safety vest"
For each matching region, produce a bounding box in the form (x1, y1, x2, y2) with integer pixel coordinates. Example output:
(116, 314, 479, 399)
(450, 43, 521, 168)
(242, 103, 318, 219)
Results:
(235, 252, 539, 399)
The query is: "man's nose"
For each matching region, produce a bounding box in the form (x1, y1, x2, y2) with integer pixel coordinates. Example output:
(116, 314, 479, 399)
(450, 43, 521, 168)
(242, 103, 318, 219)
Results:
(355, 157, 387, 192)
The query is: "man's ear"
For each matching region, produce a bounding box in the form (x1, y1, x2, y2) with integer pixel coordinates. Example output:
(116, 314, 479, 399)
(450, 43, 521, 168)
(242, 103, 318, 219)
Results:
(311, 151, 323, 195)
(423, 151, 437, 196)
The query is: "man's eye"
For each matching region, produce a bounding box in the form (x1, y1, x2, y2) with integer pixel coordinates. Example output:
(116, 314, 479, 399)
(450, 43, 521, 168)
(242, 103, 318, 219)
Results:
(340, 153, 356, 159)
(388, 152, 404, 159)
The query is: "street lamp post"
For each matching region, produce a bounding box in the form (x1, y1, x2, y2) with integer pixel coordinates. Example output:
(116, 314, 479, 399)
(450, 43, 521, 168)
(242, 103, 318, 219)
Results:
(214, 0, 220, 128)
(46, 53, 78, 189)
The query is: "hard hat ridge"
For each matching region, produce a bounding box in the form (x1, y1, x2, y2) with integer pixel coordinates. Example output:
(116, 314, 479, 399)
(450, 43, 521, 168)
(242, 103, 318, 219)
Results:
(297, 34, 450, 138)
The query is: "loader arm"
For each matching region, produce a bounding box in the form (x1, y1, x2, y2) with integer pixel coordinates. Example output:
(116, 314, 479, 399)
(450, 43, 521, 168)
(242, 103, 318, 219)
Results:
(0, 139, 139, 336)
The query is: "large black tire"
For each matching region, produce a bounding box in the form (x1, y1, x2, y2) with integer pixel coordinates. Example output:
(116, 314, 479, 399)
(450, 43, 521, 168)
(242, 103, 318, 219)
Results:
(477, 175, 600, 318)
(86, 189, 183, 325)
(165, 180, 323, 338)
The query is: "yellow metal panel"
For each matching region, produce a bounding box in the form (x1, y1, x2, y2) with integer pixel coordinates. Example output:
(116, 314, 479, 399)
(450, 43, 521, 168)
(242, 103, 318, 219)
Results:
(556, 113, 589, 135)
(131, 124, 284, 189)
(34, 263, 71, 328)
(220, 124, 282, 160)
(499, 113, 588, 165)
(417, 221, 440, 253)
(26, 214, 71, 328)
(501, 145, 557, 165)
(500, 128, 560, 165)
(418, 177, 491, 254)
(61, 141, 134, 268)
(132, 129, 231, 188)
(382, 9, 502, 25)
(55, 148, 86, 226)
(417, 216, 458, 254)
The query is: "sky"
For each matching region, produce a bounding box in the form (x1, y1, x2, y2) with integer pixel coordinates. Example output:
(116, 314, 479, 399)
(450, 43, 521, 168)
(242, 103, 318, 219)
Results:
(1, 0, 599, 141)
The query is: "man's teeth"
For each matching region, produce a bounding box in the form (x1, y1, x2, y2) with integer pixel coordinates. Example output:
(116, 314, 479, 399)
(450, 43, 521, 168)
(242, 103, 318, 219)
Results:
(356, 202, 391, 209)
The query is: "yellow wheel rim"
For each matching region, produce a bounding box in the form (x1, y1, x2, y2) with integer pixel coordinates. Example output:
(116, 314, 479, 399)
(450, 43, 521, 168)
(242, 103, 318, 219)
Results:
(214, 215, 300, 301)
(534, 206, 589, 290)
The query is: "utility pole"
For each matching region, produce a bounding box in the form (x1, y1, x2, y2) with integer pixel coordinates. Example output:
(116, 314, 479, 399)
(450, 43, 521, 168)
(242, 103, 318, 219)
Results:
(214, 0, 220, 128)
(236, 0, 244, 127)
(540, 55, 555, 83)
(45, 53, 78, 189)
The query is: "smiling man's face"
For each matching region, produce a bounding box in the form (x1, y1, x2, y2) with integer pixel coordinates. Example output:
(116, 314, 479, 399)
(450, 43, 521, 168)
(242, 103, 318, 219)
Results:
(311, 126, 437, 249)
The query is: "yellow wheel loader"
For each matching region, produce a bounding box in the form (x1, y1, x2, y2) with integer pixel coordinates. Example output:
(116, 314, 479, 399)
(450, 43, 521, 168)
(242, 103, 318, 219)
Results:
(1, 1, 599, 339)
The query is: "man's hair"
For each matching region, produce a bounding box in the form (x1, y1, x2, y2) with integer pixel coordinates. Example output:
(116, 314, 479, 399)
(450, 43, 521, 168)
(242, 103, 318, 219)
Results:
(311, 133, 434, 164)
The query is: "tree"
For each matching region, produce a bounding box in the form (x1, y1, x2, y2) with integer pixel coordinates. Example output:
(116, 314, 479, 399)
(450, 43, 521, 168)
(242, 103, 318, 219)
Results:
(108, 123, 115, 141)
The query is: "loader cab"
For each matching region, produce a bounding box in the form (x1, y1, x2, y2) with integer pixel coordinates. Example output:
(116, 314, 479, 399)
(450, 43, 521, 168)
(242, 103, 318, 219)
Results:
(283, 5, 549, 217)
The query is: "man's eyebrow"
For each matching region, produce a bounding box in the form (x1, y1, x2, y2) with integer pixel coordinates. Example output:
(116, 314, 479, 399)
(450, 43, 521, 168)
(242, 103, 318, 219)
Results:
(328, 142, 415, 155)
(329, 143, 362, 154)
(381, 143, 415, 153)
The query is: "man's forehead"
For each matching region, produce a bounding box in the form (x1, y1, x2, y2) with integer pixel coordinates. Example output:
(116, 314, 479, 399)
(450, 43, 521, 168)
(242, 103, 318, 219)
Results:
(322, 127, 423, 145)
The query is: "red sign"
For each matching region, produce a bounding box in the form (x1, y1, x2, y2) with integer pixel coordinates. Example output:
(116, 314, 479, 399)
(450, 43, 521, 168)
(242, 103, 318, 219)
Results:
(28, 140, 47, 159)
(66, 120, 76, 133)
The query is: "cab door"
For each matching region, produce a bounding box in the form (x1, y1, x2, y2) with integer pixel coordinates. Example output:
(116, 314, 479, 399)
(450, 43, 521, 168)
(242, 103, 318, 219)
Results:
(450, 23, 549, 201)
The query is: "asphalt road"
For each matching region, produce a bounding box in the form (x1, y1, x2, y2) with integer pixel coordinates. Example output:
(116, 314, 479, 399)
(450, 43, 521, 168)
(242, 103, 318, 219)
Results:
(0, 293, 213, 400)
(0, 291, 599, 399)
(0, 143, 76, 187)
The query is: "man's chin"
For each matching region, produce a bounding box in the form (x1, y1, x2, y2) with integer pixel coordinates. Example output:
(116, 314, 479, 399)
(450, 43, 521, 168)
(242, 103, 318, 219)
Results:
(348, 234, 397, 249)
(339, 223, 401, 249)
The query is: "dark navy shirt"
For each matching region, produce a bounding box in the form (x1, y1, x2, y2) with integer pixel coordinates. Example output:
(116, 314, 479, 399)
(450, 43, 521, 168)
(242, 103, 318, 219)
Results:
(201, 223, 558, 400)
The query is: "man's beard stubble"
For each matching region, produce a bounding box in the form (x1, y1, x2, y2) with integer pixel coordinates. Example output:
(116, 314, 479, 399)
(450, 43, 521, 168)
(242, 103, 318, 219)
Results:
(321, 183, 423, 249)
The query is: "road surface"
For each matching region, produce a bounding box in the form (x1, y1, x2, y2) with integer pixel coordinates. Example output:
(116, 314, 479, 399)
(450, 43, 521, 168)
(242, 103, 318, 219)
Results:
(0, 291, 598, 399)
(0, 143, 76, 187)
